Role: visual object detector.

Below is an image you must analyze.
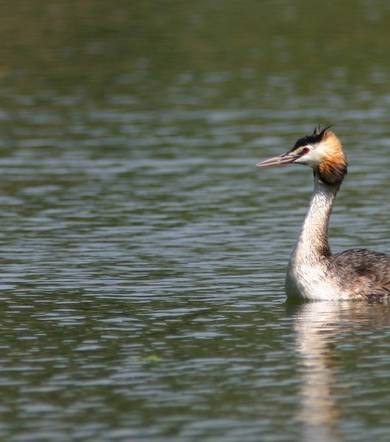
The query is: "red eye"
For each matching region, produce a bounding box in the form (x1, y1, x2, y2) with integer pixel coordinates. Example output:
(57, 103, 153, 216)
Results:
(301, 147, 310, 155)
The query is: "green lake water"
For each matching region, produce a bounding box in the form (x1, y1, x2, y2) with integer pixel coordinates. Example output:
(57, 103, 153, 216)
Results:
(0, 1, 389, 441)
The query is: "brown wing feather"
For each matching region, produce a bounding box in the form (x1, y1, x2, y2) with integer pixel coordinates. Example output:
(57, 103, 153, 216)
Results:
(330, 249, 390, 300)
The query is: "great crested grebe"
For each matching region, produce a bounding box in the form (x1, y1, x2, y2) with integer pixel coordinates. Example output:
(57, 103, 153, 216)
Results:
(257, 126, 390, 301)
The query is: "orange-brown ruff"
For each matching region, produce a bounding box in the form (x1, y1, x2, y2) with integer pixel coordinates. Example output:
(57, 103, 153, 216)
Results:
(316, 131, 347, 186)
(257, 126, 390, 301)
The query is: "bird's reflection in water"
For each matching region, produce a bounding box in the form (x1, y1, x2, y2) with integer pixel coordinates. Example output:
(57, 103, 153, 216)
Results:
(290, 301, 390, 442)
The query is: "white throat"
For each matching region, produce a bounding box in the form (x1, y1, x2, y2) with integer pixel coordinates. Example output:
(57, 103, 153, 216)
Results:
(286, 174, 340, 300)
(295, 176, 338, 261)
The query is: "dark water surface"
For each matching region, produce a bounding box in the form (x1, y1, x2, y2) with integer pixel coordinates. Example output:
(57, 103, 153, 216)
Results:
(0, 1, 390, 441)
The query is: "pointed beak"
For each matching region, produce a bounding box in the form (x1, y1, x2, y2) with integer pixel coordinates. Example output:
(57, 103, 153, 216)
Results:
(256, 152, 300, 168)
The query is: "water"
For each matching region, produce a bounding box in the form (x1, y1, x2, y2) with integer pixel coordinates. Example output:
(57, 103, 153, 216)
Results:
(0, 1, 389, 441)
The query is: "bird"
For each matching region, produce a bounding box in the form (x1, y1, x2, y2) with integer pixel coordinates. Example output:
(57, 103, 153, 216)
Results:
(257, 126, 390, 301)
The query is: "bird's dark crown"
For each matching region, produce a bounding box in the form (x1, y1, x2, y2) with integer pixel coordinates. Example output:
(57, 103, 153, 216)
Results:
(291, 125, 331, 151)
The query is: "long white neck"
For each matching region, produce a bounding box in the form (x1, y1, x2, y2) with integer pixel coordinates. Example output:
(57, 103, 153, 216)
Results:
(292, 174, 339, 264)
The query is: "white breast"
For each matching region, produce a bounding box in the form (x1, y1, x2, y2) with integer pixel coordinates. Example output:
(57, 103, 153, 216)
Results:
(286, 262, 348, 301)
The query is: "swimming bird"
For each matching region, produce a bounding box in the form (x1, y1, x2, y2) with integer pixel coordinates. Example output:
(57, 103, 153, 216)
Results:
(257, 126, 390, 301)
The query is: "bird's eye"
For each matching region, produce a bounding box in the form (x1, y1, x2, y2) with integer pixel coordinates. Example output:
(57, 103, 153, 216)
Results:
(301, 147, 310, 155)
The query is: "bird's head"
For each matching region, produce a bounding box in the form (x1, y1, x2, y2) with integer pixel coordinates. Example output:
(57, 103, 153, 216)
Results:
(257, 126, 348, 185)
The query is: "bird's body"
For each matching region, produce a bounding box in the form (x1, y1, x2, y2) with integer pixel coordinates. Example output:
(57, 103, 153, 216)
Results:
(258, 127, 390, 301)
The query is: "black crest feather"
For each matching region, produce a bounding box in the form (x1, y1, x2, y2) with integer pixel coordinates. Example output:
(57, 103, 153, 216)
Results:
(291, 125, 332, 151)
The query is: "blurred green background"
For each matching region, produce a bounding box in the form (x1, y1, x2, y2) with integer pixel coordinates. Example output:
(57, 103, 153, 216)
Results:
(2, 0, 390, 107)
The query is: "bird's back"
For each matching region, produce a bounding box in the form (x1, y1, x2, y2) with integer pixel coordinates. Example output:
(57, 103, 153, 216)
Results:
(330, 249, 390, 301)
